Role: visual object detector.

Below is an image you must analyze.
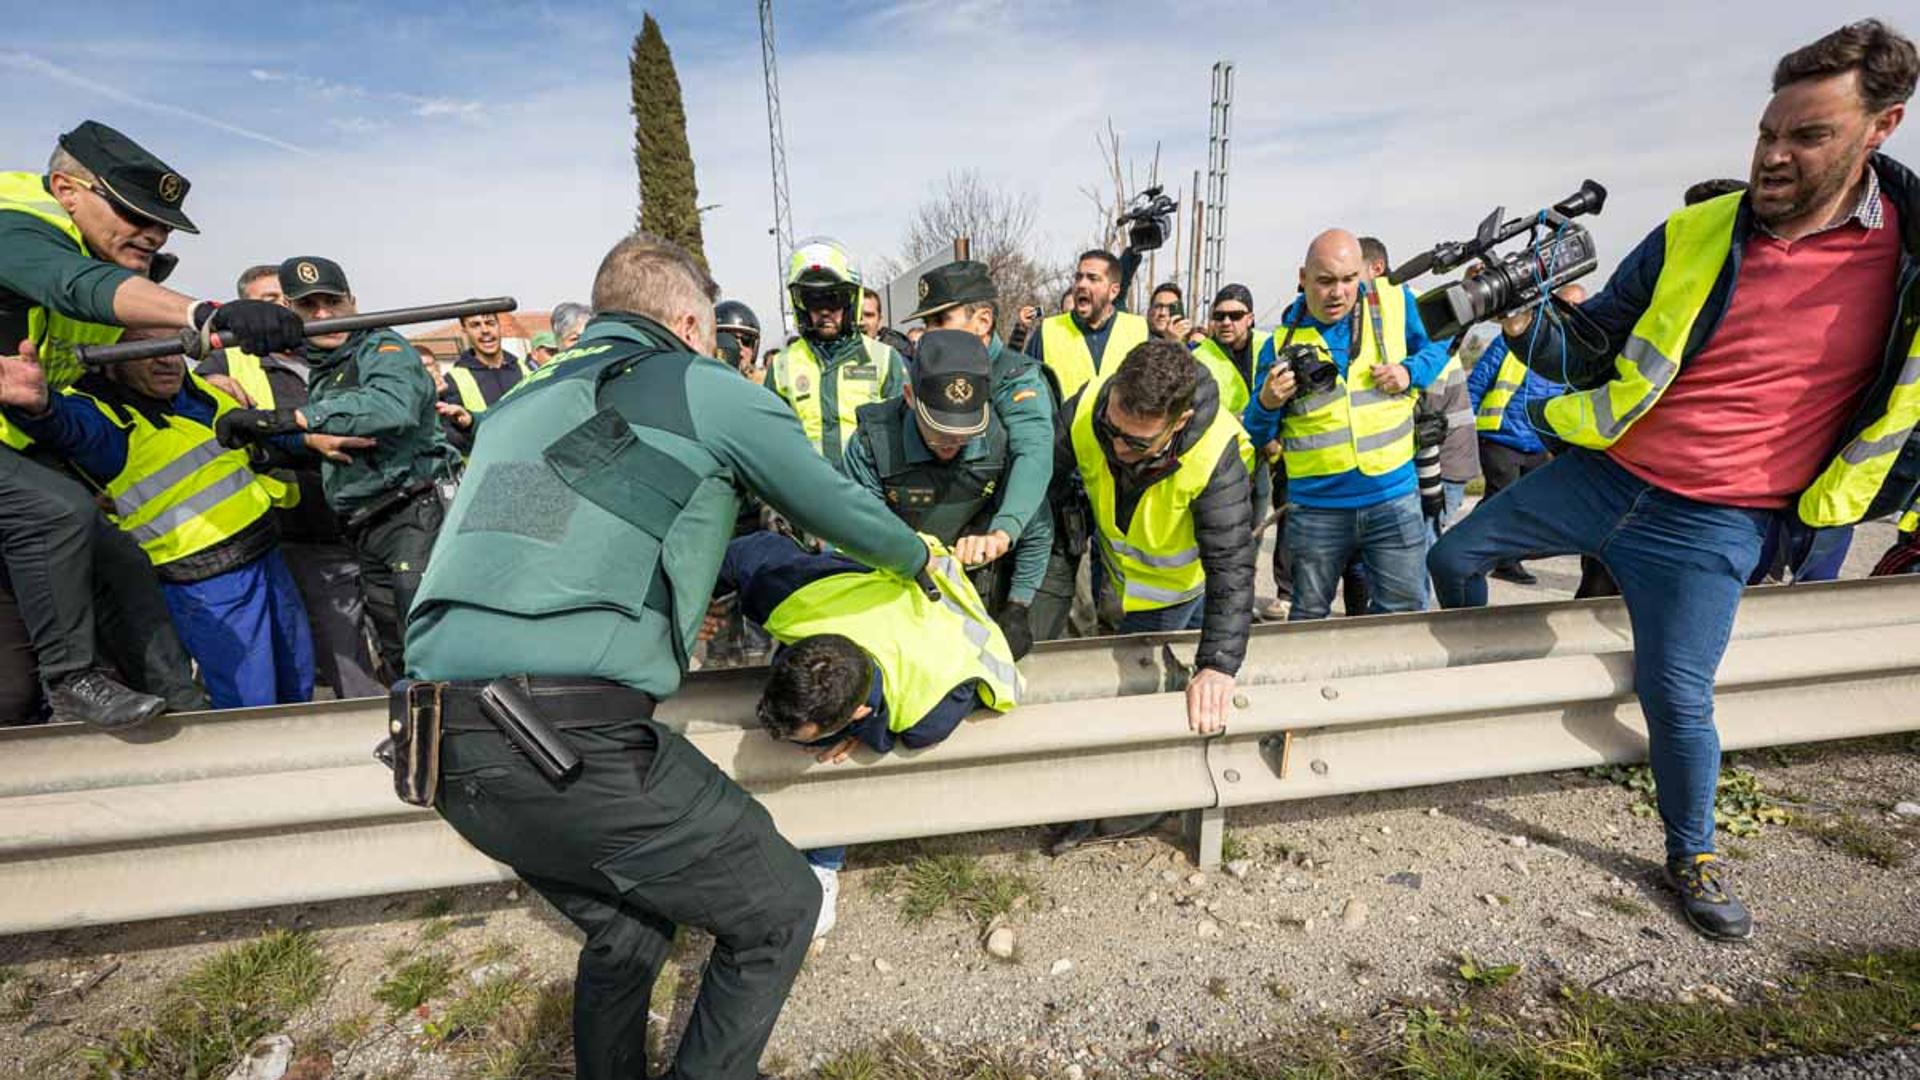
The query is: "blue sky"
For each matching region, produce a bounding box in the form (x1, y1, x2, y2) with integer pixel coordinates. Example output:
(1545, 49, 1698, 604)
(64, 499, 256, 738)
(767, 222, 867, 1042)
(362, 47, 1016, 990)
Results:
(3, 1, 1913, 335)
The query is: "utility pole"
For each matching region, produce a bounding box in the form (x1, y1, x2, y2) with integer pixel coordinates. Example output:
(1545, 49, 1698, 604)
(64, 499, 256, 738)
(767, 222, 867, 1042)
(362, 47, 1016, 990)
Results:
(759, 0, 796, 334)
(1201, 61, 1234, 304)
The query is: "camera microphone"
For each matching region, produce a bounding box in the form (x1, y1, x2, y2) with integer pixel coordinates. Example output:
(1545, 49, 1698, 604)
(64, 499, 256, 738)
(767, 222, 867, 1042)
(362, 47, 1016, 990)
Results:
(1388, 250, 1436, 286)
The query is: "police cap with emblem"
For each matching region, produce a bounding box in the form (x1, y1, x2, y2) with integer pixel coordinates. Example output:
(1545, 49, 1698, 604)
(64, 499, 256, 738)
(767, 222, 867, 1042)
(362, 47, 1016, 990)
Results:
(911, 329, 992, 438)
(57, 120, 199, 234)
(277, 256, 352, 300)
(907, 259, 997, 322)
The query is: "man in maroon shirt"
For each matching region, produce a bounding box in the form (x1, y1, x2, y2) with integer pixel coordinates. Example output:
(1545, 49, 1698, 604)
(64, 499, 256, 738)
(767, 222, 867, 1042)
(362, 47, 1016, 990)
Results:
(1431, 19, 1919, 941)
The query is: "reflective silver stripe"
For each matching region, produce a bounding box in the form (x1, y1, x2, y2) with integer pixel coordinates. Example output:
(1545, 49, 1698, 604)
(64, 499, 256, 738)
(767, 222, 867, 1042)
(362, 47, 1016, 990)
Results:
(128, 467, 257, 545)
(1349, 388, 1403, 408)
(1895, 354, 1920, 388)
(1590, 335, 1679, 438)
(1354, 416, 1415, 453)
(1293, 387, 1345, 414)
(1125, 579, 1205, 606)
(115, 437, 226, 516)
(1104, 535, 1200, 570)
(1839, 427, 1912, 465)
(928, 554, 1024, 693)
(1446, 409, 1477, 429)
(1284, 428, 1350, 453)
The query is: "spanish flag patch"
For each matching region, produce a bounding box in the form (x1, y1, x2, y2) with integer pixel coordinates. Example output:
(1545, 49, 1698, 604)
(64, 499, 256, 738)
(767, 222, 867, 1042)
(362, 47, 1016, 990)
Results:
(1012, 389, 1038, 403)
(377, 344, 403, 353)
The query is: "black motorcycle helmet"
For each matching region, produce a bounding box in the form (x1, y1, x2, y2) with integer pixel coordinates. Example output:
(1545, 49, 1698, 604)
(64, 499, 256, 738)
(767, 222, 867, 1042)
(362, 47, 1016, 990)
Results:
(715, 299, 761, 344)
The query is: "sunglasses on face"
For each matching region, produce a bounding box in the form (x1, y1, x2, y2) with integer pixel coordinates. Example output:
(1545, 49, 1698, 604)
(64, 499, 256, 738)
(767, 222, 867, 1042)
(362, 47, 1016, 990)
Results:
(1212, 309, 1251, 322)
(1094, 407, 1178, 453)
(87, 184, 156, 229)
(1150, 303, 1177, 313)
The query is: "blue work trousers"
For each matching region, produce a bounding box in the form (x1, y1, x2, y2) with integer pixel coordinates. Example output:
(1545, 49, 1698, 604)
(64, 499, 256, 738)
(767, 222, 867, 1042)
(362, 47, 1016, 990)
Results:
(161, 549, 315, 709)
(1427, 449, 1768, 860)
(1285, 492, 1429, 620)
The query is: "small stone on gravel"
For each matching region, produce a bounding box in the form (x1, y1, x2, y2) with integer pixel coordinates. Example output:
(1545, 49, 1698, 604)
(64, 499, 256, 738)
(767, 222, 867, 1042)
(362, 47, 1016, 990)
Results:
(1508, 835, 1530, 848)
(1385, 871, 1422, 889)
(1197, 919, 1221, 939)
(1224, 860, 1251, 880)
(224, 1034, 293, 1080)
(1186, 873, 1207, 888)
(1893, 801, 1920, 818)
(986, 927, 1017, 960)
(1339, 899, 1369, 929)
(873, 958, 894, 974)
(1049, 958, 1074, 977)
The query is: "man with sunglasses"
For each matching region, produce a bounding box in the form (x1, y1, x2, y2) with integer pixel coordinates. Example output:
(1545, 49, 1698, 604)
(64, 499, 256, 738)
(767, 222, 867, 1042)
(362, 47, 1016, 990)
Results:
(770, 238, 908, 474)
(0, 121, 305, 728)
(1045, 338, 1254, 852)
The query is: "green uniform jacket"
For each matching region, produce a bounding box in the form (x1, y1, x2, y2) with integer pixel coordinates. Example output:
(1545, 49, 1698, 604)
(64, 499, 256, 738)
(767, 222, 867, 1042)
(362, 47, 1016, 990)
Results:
(844, 393, 1052, 605)
(984, 335, 1055, 544)
(407, 314, 929, 694)
(301, 328, 457, 515)
(0, 190, 134, 379)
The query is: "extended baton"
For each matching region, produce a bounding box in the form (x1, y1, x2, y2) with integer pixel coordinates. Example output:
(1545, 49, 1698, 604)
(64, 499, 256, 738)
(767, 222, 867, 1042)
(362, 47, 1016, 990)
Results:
(74, 297, 519, 366)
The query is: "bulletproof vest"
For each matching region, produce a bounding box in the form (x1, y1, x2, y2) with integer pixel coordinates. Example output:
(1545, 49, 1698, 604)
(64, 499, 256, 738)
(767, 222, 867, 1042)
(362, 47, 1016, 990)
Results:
(408, 321, 741, 683)
(855, 397, 1007, 544)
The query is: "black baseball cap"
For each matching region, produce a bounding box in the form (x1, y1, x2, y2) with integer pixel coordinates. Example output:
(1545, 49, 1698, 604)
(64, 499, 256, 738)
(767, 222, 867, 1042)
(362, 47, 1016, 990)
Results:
(909, 260, 997, 322)
(278, 256, 352, 300)
(911, 330, 991, 438)
(1212, 283, 1255, 311)
(57, 120, 198, 234)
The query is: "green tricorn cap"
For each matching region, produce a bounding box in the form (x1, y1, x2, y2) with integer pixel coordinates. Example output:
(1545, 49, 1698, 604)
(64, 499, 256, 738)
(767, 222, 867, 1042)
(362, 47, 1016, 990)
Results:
(57, 120, 198, 234)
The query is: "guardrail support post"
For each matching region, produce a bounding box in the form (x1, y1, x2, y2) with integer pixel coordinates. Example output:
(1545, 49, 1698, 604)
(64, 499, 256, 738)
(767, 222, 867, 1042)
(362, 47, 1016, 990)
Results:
(1183, 805, 1224, 868)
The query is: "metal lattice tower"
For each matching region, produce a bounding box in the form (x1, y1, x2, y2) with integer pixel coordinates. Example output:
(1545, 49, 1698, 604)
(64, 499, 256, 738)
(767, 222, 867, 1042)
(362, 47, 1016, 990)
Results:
(1201, 61, 1234, 304)
(759, 0, 797, 334)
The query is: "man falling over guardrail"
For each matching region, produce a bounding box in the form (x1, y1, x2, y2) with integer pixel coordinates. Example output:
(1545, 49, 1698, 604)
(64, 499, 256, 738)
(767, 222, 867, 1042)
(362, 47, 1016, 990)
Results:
(710, 529, 1024, 939)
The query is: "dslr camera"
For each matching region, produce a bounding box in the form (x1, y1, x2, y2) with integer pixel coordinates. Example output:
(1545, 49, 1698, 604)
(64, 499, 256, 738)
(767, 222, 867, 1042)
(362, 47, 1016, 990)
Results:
(1277, 341, 1338, 397)
(1392, 180, 1608, 341)
(1117, 185, 1179, 253)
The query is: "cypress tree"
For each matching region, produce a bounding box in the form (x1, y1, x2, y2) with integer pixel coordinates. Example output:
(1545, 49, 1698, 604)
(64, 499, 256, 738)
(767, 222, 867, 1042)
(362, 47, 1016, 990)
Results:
(630, 13, 708, 268)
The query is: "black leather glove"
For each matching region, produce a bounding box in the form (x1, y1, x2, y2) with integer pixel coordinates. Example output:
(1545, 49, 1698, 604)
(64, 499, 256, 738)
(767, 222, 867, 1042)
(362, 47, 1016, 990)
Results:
(1422, 486, 1448, 523)
(995, 601, 1034, 660)
(204, 299, 307, 357)
(215, 407, 303, 448)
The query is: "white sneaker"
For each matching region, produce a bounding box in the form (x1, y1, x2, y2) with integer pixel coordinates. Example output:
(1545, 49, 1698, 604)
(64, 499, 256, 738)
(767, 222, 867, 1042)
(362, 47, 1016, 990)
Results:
(810, 865, 839, 939)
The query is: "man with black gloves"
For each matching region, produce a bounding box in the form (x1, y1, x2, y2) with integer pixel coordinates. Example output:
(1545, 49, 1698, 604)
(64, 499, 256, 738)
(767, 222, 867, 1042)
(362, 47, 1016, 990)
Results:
(215, 256, 459, 676)
(1430, 19, 1919, 941)
(1048, 338, 1255, 853)
(0, 120, 303, 727)
(845, 329, 1052, 658)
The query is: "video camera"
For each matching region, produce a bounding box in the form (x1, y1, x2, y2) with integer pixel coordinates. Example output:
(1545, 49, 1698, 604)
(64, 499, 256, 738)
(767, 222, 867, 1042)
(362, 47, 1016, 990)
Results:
(1117, 185, 1179, 253)
(1390, 180, 1608, 341)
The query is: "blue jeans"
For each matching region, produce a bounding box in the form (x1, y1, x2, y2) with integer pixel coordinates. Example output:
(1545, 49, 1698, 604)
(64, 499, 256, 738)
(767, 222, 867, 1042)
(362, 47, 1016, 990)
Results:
(1427, 449, 1768, 860)
(161, 549, 314, 709)
(1425, 480, 1467, 546)
(806, 848, 845, 871)
(1117, 594, 1204, 633)
(1285, 492, 1429, 621)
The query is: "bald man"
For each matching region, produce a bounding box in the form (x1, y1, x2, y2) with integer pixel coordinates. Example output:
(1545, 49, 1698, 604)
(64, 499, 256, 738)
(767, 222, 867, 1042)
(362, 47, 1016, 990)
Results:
(1241, 230, 1454, 620)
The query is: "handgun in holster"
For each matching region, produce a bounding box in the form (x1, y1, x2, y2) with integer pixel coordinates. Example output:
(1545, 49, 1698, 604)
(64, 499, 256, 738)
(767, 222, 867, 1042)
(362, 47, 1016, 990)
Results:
(476, 677, 584, 784)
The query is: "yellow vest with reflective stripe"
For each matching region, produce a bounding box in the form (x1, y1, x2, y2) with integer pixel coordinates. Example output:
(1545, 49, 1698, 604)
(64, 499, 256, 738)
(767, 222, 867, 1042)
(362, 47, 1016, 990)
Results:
(1072, 389, 1254, 612)
(220, 348, 277, 409)
(1040, 311, 1150, 401)
(1276, 279, 1415, 479)
(445, 355, 531, 414)
(81, 374, 291, 568)
(1475, 348, 1528, 432)
(762, 542, 1022, 728)
(1191, 330, 1268, 418)
(1541, 191, 1920, 527)
(770, 334, 896, 462)
(0, 171, 126, 450)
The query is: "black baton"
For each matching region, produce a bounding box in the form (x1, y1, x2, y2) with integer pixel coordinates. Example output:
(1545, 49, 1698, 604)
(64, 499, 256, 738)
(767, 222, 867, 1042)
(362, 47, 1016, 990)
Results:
(75, 297, 519, 365)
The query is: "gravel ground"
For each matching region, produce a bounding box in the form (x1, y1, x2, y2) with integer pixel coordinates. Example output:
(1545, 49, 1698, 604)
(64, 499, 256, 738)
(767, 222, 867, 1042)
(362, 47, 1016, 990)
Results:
(1647, 1045, 1920, 1079)
(0, 514, 1910, 1078)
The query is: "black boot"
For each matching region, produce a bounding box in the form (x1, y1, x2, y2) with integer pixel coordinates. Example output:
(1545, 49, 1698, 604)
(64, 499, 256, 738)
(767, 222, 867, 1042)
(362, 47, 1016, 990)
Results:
(47, 669, 166, 731)
(1490, 561, 1538, 585)
(1664, 854, 1754, 941)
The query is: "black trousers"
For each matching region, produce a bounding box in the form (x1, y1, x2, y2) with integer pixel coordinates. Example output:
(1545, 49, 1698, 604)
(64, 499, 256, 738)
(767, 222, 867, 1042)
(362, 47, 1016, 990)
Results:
(346, 491, 444, 677)
(0, 445, 203, 708)
(436, 719, 817, 1080)
(281, 541, 383, 698)
(0, 578, 40, 724)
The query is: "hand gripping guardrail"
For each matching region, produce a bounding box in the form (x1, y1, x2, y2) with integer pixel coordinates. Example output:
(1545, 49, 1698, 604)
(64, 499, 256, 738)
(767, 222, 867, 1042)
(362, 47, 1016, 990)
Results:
(2, 577, 1918, 935)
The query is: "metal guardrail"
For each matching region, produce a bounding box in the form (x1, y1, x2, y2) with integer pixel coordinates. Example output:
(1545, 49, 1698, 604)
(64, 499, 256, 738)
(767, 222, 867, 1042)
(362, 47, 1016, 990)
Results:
(2, 578, 1917, 936)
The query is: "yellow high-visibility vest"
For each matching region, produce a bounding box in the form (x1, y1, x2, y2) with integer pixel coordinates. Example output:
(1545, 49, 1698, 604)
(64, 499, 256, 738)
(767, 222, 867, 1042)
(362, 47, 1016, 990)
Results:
(1072, 388, 1253, 612)
(1276, 279, 1416, 479)
(219, 348, 277, 409)
(0, 171, 125, 449)
(762, 540, 1022, 726)
(80, 374, 293, 567)
(1540, 191, 1920, 527)
(769, 334, 898, 465)
(1475, 348, 1529, 432)
(1191, 330, 1269, 418)
(1039, 311, 1150, 401)
(445, 355, 532, 414)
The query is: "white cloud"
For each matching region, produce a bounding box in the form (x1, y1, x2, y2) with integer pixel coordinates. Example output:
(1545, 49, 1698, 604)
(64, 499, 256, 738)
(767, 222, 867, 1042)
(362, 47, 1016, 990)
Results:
(3, 50, 314, 156)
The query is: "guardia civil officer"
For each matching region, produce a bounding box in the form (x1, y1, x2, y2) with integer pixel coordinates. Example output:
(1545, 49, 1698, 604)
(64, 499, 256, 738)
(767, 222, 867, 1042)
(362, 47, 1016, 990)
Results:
(768, 237, 908, 472)
(214, 256, 459, 676)
(0, 120, 305, 726)
(402, 231, 933, 1079)
(845, 329, 1051, 656)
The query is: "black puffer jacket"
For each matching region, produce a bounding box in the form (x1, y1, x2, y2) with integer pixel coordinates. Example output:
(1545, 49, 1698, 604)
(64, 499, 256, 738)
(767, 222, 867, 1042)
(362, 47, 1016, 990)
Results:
(1055, 371, 1255, 675)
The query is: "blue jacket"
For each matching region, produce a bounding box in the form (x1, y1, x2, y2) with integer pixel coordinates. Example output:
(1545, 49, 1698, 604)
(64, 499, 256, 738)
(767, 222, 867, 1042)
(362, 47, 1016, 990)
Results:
(1242, 283, 1453, 508)
(1467, 336, 1564, 455)
(718, 532, 980, 754)
(1511, 154, 1920, 524)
